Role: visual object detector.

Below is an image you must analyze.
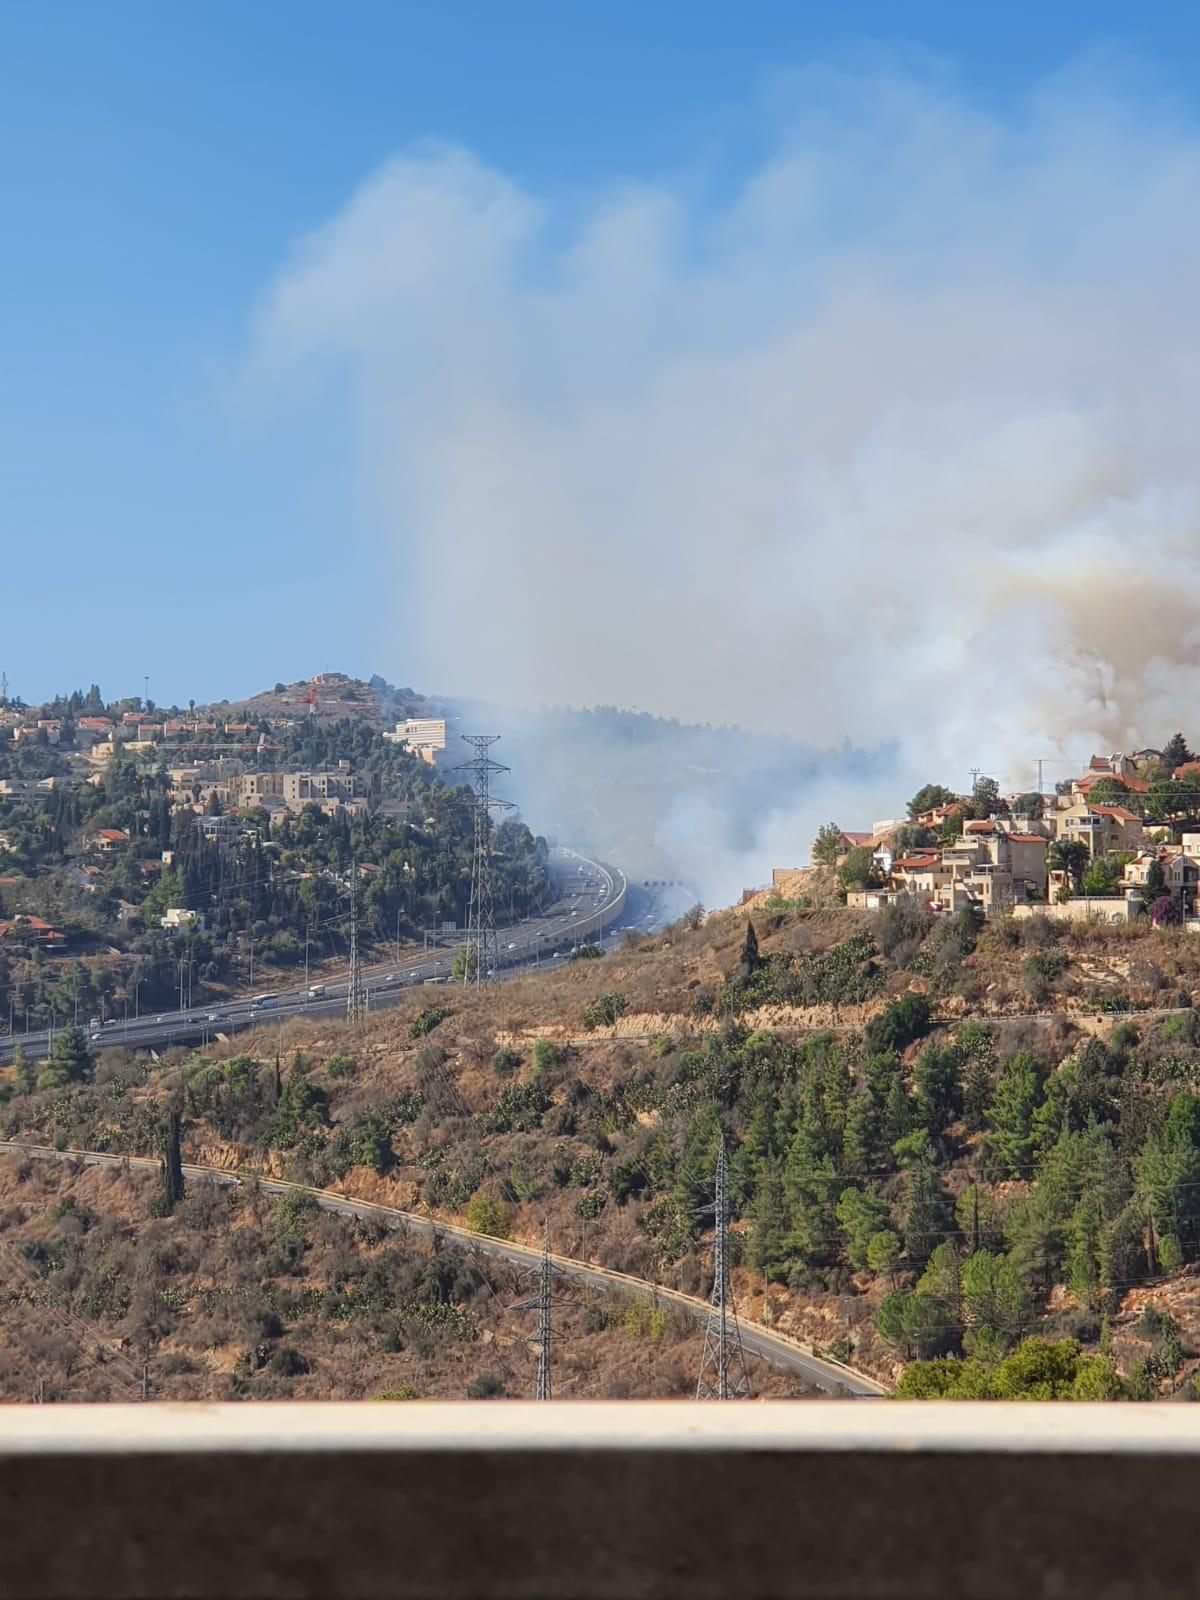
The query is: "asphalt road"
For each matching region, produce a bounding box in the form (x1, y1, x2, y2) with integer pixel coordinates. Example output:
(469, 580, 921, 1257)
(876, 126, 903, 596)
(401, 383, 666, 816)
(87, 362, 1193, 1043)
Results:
(0, 849, 625, 1065)
(0, 1139, 886, 1397)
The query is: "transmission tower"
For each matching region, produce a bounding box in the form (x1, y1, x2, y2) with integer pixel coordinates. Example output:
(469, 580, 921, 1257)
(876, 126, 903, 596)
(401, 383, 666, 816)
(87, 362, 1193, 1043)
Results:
(347, 862, 368, 1022)
(454, 735, 513, 987)
(535, 1220, 553, 1401)
(695, 1136, 750, 1401)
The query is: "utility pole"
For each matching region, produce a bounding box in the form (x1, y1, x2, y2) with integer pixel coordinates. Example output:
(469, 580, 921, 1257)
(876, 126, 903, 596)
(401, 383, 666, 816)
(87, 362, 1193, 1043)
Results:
(454, 736, 513, 987)
(347, 861, 367, 1022)
(535, 1220, 552, 1402)
(696, 1136, 750, 1401)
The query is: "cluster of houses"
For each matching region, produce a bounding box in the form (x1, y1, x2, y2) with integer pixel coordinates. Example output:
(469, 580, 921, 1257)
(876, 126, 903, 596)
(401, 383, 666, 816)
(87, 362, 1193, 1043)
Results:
(806, 751, 1200, 928)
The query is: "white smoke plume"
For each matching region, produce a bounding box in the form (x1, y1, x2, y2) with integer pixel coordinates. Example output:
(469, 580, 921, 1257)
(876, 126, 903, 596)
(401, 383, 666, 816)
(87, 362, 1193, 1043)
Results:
(249, 61, 1200, 897)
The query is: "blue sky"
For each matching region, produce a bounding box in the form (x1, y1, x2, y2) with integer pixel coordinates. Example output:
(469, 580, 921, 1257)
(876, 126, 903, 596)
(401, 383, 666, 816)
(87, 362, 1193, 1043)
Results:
(2, 1, 1199, 710)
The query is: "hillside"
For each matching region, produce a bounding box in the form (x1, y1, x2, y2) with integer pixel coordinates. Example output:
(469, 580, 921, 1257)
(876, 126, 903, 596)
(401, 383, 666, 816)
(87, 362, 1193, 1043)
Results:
(10, 898, 1200, 1398)
(0, 1155, 816, 1402)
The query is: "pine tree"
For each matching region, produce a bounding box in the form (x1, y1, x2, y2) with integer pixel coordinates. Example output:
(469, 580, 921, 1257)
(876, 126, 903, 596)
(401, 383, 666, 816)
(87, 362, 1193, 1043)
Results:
(748, 1157, 790, 1283)
(1163, 732, 1193, 772)
(985, 1051, 1046, 1178)
(40, 1024, 95, 1089)
(901, 1156, 951, 1268)
(1068, 1192, 1103, 1310)
(914, 1045, 961, 1136)
(841, 1088, 879, 1178)
(881, 1070, 914, 1151)
(11, 1044, 35, 1095)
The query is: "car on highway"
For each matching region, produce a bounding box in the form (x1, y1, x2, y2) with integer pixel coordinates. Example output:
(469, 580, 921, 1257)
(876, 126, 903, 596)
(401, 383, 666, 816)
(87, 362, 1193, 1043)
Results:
(409, 970, 420, 979)
(383, 973, 399, 985)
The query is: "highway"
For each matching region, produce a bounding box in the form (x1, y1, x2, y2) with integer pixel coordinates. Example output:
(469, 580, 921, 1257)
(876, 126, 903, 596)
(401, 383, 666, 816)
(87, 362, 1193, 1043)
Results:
(0, 849, 626, 1066)
(0, 1139, 887, 1397)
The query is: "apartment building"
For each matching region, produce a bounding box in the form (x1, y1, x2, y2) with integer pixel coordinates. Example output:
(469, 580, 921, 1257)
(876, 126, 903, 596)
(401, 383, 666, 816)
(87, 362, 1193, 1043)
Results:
(383, 717, 447, 764)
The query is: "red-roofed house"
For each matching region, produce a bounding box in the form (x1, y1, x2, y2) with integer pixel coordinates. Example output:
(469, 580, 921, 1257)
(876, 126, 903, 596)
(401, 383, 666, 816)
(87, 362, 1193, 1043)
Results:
(0, 915, 67, 949)
(91, 827, 129, 852)
(1057, 802, 1144, 857)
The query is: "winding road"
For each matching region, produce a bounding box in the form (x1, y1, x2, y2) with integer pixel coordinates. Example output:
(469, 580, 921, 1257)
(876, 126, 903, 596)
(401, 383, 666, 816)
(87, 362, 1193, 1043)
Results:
(0, 1139, 887, 1398)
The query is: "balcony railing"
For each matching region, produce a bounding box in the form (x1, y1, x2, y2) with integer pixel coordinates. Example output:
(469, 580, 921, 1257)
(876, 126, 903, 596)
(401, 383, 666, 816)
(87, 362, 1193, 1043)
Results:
(0, 1401, 1195, 1598)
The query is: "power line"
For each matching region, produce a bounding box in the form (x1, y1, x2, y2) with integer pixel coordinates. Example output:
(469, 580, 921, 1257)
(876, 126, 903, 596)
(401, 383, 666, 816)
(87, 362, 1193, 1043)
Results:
(696, 1136, 749, 1400)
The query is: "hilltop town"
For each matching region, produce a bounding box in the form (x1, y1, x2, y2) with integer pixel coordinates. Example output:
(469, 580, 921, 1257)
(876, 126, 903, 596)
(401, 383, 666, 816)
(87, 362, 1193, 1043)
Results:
(780, 737, 1200, 929)
(0, 675, 553, 1027)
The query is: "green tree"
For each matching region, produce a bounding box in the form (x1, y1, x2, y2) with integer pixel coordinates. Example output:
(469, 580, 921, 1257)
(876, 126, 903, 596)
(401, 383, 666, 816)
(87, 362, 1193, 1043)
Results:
(837, 846, 882, 892)
(955, 1185, 1002, 1256)
(161, 1108, 184, 1213)
(748, 1157, 790, 1283)
(913, 1044, 961, 1136)
(1134, 1097, 1200, 1265)
(11, 1043, 35, 1094)
(907, 784, 959, 820)
(874, 1289, 954, 1359)
(901, 1154, 952, 1268)
(968, 775, 1003, 819)
(1081, 854, 1121, 896)
(866, 1229, 901, 1279)
(465, 1191, 512, 1238)
(1163, 732, 1194, 772)
(1047, 839, 1089, 895)
(960, 1250, 1031, 1358)
(812, 823, 845, 867)
(917, 1241, 962, 1326)
(985, 1051, 1046, 1178)
(990, 1337, 1084, 1399)
(733, 920, 760, 986)
(1099, 1202, 1147, 1309)
(39, 1024, 94, 1089)
(1086, 777, 1132, 805)
(674, 1103, 722, 1230)
(836, 1185, 891, 1270)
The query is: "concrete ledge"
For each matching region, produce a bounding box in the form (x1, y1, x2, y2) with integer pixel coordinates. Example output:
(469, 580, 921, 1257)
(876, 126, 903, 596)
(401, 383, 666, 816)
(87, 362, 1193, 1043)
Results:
(0, 1402, 1195, 1598)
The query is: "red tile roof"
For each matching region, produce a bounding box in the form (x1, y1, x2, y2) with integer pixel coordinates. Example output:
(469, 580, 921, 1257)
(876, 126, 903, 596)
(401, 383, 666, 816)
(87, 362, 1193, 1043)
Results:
(1090, 805, 1141, 822)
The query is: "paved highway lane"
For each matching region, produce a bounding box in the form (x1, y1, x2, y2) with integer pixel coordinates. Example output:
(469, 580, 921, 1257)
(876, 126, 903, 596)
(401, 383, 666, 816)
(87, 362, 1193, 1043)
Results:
(0, 1140, 886, 1397)
(0, 849, 625, 1065)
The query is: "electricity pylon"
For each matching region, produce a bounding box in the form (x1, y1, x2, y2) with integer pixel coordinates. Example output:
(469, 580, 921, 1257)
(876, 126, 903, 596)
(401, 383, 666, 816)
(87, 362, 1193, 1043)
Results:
(696, 1136, 750, 1400)
(535, 1220, 553, 1401)
(454, 735, 512, 987)
(347, 862, 367, 1022)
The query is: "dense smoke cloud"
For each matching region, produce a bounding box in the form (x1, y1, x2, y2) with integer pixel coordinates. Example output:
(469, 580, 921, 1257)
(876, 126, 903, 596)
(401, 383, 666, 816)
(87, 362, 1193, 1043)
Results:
(250, 62, 1200, 896)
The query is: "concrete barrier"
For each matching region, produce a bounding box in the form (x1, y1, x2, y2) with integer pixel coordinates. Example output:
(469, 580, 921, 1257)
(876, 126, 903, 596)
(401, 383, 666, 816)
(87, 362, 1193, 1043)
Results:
(0, 1401, 1194, 1598)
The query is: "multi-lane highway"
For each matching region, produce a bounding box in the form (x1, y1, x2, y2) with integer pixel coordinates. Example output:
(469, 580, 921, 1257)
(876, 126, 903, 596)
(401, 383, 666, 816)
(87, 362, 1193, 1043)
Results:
(0, 849, 626, 1065)
(0, 1139, 886, 1397)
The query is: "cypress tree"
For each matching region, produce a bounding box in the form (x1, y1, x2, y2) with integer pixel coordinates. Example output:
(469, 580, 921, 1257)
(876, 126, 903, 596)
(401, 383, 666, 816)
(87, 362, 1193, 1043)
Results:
(162, 1109, 184, 1213)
